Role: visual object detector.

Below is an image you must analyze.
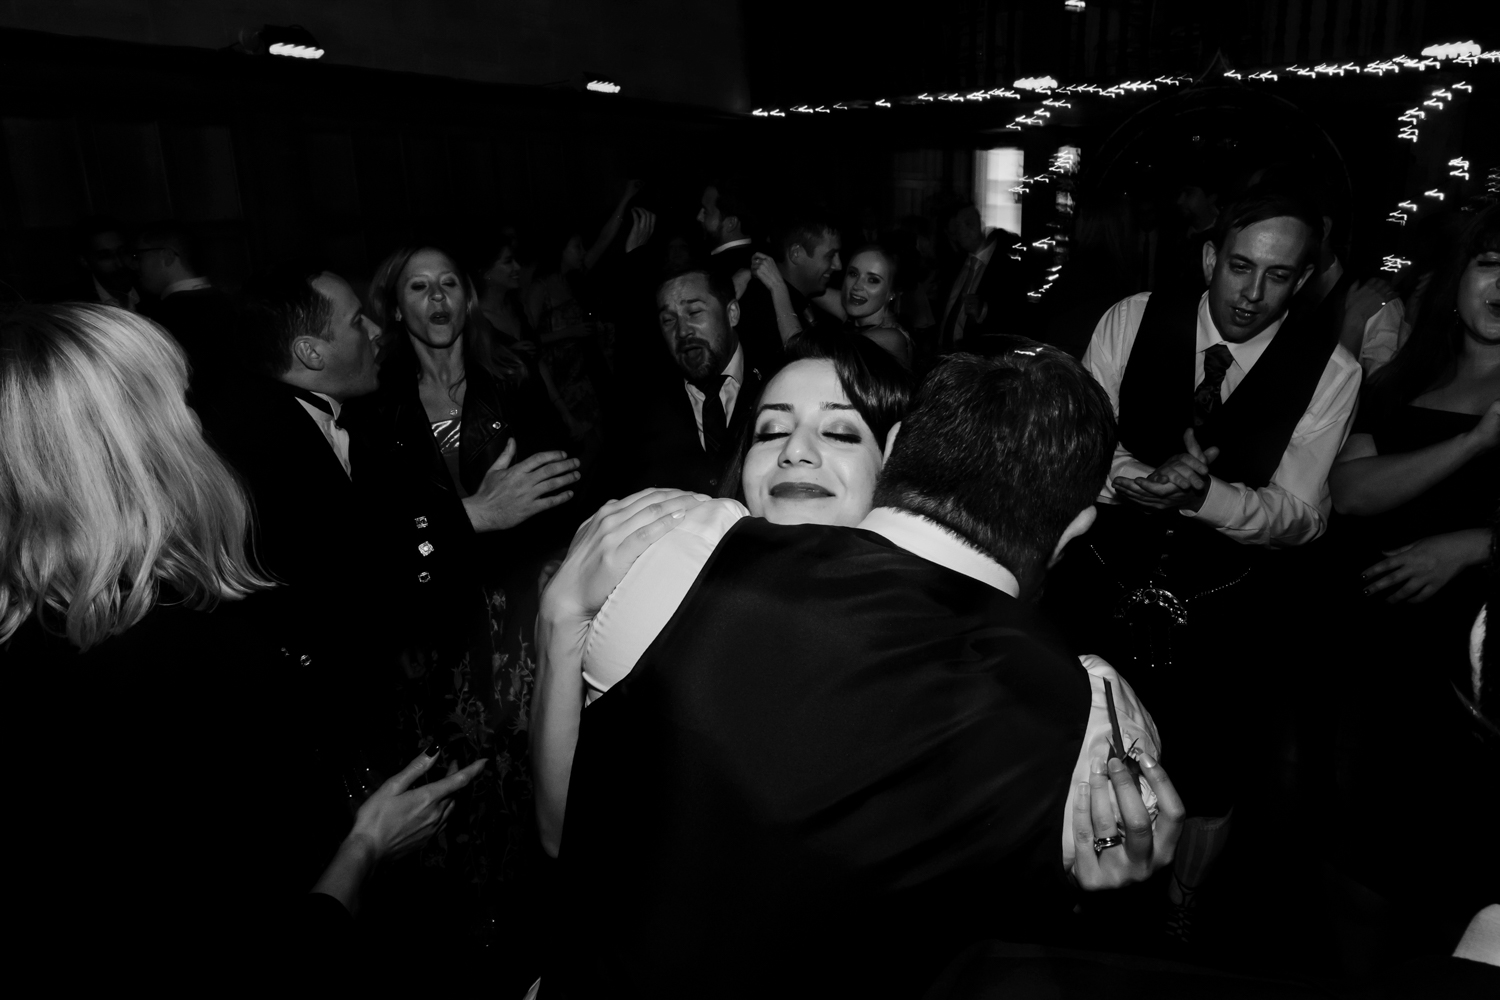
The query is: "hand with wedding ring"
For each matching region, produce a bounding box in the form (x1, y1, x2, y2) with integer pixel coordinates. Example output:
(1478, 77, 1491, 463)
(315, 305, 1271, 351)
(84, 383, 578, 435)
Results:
(1069, 750, 1185, 891)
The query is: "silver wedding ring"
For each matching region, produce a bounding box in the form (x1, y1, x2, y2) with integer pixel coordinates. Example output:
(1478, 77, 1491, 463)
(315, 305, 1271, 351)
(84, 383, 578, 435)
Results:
(1093, 834, 1127, 855)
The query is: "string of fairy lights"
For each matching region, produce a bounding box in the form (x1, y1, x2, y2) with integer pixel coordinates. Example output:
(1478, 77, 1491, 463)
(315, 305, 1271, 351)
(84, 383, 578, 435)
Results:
(749, 39, 1495, 295)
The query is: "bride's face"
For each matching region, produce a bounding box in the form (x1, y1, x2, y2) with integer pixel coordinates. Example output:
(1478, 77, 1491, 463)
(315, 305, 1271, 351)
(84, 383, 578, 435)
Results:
(742, 359, 884, 528)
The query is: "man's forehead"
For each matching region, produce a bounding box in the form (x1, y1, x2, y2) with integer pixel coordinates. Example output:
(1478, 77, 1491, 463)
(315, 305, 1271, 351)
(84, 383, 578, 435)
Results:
(660, 273, 712, 301)
(1225, 217, 1311, 263)
(702, 186, 718, 204)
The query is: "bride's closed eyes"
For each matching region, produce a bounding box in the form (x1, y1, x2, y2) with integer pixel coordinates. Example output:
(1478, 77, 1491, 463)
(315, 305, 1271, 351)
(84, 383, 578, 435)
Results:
(740, 358, 886, 528)
(754, 404, 865, 445)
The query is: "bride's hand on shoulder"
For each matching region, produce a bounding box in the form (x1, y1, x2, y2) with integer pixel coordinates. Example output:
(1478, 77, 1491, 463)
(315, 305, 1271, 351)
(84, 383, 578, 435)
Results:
(541, 488, 707, 623)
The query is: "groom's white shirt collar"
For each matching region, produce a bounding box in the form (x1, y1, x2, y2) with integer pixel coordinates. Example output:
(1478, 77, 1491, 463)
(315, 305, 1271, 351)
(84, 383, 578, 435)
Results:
(857, 507, 1020, 598)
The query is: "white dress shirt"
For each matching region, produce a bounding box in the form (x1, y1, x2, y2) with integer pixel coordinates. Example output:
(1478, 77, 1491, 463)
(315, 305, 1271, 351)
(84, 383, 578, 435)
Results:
(682, 343, 745, 450)
(161, 276, 212, 299)
(1083, 291, 1361, 547)
(294, 391, 352, 478)
(578, 501, 1160, 861)
(710, 238, 753, 255)
(1359, 299, 1408, 377)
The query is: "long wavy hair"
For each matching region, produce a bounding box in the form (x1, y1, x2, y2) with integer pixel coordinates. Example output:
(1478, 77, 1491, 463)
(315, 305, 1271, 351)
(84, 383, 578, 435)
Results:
(1367, 204, 1500, 406)
(369, 245, 527, 392)
(0, 305, 271, 650)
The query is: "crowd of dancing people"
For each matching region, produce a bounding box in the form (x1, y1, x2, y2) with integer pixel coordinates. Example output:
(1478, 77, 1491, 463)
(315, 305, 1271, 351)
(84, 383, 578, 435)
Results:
(1, 167, 1496, 995)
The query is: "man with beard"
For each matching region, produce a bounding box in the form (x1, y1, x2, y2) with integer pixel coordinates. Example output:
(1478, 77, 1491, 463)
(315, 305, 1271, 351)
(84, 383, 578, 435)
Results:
(617, 266, 766, 497)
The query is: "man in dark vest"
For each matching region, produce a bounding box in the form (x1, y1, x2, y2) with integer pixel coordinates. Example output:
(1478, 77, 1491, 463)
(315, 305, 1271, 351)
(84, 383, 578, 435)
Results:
(1067, 191, 1361, 943)
(550, 349, 1185, 998)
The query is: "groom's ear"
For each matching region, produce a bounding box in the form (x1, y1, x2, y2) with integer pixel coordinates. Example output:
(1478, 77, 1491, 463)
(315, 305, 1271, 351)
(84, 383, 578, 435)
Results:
(882, 421, 902, 464)
(1048, 504, 1097, 568)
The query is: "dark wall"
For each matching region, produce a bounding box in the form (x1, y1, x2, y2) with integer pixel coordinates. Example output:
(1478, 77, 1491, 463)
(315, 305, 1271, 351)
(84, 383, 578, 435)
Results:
(0, 30, 994, 304)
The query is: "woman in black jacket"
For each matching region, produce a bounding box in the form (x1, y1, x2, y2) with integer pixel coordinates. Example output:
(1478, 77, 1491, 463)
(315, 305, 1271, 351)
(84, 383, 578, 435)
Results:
(364, 246, 581, 984)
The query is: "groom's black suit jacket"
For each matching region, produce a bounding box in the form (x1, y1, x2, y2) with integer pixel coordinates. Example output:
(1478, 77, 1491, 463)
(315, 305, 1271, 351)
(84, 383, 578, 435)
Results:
(554, 518, 1092, 999)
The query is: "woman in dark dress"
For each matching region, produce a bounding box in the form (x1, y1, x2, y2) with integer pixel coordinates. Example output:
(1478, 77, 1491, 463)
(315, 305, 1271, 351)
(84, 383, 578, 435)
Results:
(365, 246, 581, 983)
(1328, 205, 1498, 934)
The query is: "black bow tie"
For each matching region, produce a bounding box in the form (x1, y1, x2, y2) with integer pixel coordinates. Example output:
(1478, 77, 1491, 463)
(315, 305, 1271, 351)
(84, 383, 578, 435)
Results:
(286, 384, 341, 428)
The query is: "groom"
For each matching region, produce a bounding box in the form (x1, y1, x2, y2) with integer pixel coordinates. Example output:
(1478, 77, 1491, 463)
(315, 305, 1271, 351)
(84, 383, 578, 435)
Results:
(546, 348, 1183, 999)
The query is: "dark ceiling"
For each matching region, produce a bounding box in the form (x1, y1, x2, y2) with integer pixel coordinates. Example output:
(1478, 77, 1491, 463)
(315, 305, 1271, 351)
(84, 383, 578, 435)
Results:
(740, 0, 1489, 107)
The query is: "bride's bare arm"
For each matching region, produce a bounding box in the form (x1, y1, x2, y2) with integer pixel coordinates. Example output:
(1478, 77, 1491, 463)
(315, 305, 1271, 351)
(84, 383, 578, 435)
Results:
(531, 489, 705, 856)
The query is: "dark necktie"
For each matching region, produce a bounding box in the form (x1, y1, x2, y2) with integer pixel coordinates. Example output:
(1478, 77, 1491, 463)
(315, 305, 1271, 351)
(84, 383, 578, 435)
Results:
(697, 374, 730, 455)
(1192, 343, 1234, 428)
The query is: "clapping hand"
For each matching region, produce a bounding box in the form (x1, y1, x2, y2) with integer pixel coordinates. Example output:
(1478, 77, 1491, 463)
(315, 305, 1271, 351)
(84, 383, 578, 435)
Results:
(462, 438, 580, 532)
(1113, 428, 1219, 512)
(1070, 751, 1185, 890)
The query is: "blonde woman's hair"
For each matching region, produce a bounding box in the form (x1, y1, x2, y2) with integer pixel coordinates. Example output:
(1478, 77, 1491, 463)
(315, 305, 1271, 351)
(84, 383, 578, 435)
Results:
(0, 304, 272, 650)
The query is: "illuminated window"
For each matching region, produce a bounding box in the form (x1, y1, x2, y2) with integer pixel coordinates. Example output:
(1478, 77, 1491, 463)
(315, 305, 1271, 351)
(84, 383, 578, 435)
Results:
(975, 148, 1024, 236)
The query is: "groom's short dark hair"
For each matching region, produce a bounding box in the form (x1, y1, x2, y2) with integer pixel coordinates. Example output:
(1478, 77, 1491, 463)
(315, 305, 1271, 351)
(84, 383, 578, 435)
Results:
(872, 343, 1115, 598)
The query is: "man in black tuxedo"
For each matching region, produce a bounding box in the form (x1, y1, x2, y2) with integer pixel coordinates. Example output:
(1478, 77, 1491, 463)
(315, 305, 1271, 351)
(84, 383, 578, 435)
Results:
(553, 348, 1183, 998)
(617, 266, 768, 497)
(197, 267, 403, 754)
(204, 268, 383, 607)
(134, 221, 237, 393)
